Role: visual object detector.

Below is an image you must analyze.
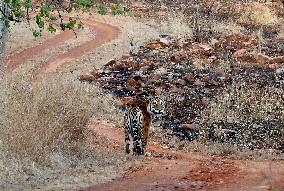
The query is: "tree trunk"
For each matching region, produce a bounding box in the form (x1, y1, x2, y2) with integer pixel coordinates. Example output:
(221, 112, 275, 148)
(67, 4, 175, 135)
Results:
(0, 1, 9, 78)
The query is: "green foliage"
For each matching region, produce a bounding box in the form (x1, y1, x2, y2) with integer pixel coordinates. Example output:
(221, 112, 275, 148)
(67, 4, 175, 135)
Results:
(98, 4, 108, 15)
(32, 30, 42, 37)
(98, 3, 130, 15)
(111, 4, 129, 15)
(23, 0, 32, 9)
(1, 0, 129, 37)
(77, 23, 84, 30)
(77, 0, 93, 8)
(47, 24, 56, 33)
(66, 19, 77, 30)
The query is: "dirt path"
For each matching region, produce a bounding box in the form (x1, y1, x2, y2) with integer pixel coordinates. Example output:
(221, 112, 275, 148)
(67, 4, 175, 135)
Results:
(5, 16, 284, 191)
(85, 120, 284, 191)
(5, 17, 120, 80)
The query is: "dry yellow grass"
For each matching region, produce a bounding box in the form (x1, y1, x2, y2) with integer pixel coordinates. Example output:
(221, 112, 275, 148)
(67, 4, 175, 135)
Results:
(205, 84, 284, 123)
(0, 72, 126, 189)
(238, 2, 279, 25)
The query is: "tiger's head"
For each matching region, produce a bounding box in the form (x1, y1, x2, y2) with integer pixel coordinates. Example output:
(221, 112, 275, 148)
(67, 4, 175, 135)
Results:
(147, 97, 166, 117)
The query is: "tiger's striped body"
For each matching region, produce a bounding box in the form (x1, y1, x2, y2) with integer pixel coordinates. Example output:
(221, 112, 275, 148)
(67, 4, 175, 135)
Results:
(124, 97, 165, 155)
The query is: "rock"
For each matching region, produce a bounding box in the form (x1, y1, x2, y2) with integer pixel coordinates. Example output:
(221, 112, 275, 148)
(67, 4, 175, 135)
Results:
(145, 40, 168, 50)
(193, 79, 203, 86)
(127, 78, 140, 87)
(104, 59, 116, 68)
(117, 85, 123, 90)
(122, 53, 131, 60)
(208, 56, 217, 63)
(214, 68, 226, 77)
(190, 44, 212, 57)
(180, 124, 198, 131)
(157, 11, 167, 17)
(255, 54, 271, 65)
(79, 72, 95, 82)
(154, 67, 168, 76)
(232, 49, 255, 62)
(140, 58, 151, 66)
(201, 97, 210, 106)
(270, 56, 284, 64)
(276, 67, 284, 74)
(173, 79, 186, 86)
(159, 38, 171, 46)
(170, 52, 182, 62)
(197, 43, 212, 51)
(210, 38, 219, 47)
(184, 74, 195, 83)
(90, 68, 100, 79)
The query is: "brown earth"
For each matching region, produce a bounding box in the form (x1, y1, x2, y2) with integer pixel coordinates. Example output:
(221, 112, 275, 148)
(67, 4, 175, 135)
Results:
(84, 121, 284, 191)
(5, 16, 284, 191)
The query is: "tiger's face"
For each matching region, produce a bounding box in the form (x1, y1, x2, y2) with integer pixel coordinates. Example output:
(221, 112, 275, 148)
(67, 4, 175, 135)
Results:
(147, 97, 166, 117)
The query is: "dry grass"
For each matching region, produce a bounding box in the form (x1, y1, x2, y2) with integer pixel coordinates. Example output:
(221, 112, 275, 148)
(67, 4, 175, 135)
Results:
(154, 11, 192, 37)
(7, 21, 56, 55)
(0, 72, 126, 189)
(201, 83, 284, 151)
(211, 21, 245, 35)
(238, 2, 279, 25)
(205, 83, 284, 124)
(152, 128, 284, 160)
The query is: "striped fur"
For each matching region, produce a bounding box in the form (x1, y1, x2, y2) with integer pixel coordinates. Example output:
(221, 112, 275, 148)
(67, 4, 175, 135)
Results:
(124, 97, 165, 155)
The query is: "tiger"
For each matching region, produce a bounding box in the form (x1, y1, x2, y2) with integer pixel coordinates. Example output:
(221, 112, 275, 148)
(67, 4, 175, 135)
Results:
(123, 97, 165, 155)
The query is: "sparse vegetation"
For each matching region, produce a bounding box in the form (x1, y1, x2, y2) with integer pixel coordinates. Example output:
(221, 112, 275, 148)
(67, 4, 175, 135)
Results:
(2, 0, 284, 189)
(0, 72, 126, 189)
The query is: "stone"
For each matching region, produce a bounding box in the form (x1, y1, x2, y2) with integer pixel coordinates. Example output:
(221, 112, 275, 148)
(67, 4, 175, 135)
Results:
(117, 85, 123, 90)
(122, 53, 131, 60)
(170, 52, 182, 62)
(79, 72, 95, 82)
(127, 78, 140, 87)
(145, 40, 168, 50)
(232, 49, 255, 62)
(270, 56, 284, 64)
(197, 43, 212, 51)
(276, 67, 284, 74)
(159, 38, 170, 46)
(180, 124, 198, 131)
(154, 67, 167, 76)
(90, 68, 100, 79)
(184, 74, 195, 83)
(201, 97, 210, 106)
(173, 79, 186, 86)
(210, 38, 219, 47)
(157, 11, 167, 17)
(255, 54, 271, 65)
(104, 59, 116, 68)
(193, 79, 203, 86)
(190, 44, 212, 57)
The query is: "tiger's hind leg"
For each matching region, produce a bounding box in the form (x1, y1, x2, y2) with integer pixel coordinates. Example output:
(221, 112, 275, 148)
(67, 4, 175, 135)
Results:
(132, 127, 144, 155)
(132, 113, 144, 155)
(124, 126, 131, 154)
(124, 114, 131, 154)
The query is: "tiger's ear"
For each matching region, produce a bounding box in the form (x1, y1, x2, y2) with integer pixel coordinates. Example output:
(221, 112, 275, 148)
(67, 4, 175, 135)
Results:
(154, 87, 162, 96)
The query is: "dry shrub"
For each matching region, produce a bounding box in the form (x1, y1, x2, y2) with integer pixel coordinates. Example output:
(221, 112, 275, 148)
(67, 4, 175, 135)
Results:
(202, 83, 284, 151)
(205, 83, 284, 123)
(0, 72, 125, 189)
(238, 2, 279, 25)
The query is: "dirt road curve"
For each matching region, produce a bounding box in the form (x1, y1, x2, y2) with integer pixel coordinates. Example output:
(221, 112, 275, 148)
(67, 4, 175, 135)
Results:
(5, 17, 120, 79)
(5, 17, 284, 191)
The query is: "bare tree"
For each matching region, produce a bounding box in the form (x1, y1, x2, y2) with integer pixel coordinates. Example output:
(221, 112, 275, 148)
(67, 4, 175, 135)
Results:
(0, 1, 10, 78)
